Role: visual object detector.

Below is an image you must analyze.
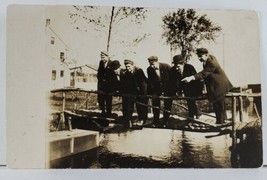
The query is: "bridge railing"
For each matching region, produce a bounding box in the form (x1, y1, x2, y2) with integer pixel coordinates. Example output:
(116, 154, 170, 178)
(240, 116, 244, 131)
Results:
(50, 87, 261, 133)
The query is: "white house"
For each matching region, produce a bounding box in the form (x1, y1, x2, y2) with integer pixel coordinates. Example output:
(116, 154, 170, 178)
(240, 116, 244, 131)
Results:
(70, 64, 98, 90)
(46, 18, 73, 89)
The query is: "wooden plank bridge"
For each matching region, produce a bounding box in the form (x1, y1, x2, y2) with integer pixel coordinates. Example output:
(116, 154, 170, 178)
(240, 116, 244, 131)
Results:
(50, 87, 262, 146)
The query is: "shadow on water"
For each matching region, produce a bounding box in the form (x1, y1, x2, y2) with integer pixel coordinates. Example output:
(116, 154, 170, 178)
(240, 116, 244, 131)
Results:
(231, 128, 263, 168)
(50, 127, 262, 168)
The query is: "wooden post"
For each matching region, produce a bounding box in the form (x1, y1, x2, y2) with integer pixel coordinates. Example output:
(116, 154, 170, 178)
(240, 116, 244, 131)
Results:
(85, 92, 89, 109)
(67, 116, 73, 131)
(231, 96, 238, 167)
(238, 95, 244, 143)
(62, 92, 66, 112)
(254, 103, 261, 121)
(239, 96, 243, 122)
(232, 97, 237, 148)
(61, 92, 66, 129)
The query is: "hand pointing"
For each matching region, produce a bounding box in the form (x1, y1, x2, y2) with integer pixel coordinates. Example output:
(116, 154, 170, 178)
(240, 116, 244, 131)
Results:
(181, 76, 195, 83)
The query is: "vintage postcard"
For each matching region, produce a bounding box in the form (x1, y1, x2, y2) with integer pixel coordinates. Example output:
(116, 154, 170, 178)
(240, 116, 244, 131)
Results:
(6, 5, 262, 168)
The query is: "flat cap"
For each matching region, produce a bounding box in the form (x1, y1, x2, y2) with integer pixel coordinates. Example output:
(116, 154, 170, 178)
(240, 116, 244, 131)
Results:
(100, 51, 109, 56)
(124, 59, 134, 65)
(172, 55, 185, 64)
(196, 48, 208, 55)
(148, 56, 158, 61)
(111, 60, 121, 70)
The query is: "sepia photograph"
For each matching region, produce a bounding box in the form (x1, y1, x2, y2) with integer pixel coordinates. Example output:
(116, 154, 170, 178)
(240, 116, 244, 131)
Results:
(6, 4, 262, 169)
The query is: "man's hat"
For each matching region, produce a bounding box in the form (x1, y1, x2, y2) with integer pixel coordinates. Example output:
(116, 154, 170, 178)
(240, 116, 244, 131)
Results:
(172, 55, 185, 65)
(147, 56, 158, 62)
(100, 51, 109, 56)
(124, 59, 134, 65)
(196, 48, 208, 55)
(111, 60, 121, 70)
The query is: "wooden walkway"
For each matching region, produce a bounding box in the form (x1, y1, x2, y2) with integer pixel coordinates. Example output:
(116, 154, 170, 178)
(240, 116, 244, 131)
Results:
(63, 109, 261, 136)
(50, 87, 262, 146)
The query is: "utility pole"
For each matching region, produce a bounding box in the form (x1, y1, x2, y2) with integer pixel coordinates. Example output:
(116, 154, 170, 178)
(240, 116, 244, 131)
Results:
(223, 33, 225, 70)
(107, 6, 115, 53)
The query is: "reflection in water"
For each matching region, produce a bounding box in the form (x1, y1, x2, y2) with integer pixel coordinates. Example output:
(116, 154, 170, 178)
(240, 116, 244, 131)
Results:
(99, 129, 233, 168)
(231, 127, 262, 168)
(50, 127, 262, 168)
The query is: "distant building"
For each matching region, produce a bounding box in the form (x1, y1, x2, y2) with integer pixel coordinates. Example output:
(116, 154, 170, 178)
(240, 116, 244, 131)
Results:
(46, 18, 98, 90)
(70, 64, 98, 90)
(46, 18, 74, 89)
(49, 59, 71, 89)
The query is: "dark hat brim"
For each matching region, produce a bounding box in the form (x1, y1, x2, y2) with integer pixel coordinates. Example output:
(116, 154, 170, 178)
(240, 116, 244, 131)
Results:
(196, 48, 208, 55)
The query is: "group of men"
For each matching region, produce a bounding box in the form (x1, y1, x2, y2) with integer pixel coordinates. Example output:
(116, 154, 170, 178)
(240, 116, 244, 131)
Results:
(97, 48, 233, 127)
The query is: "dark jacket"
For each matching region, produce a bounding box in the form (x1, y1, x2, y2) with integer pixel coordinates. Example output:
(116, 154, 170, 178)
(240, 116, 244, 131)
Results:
(110, 69, 125, 93)
(170, 64, 203, 97)
(122, 67, 148, 95)
(97, 60, 113, 92)
(194, 55, 233, 102)
(147, 63, 172, 95)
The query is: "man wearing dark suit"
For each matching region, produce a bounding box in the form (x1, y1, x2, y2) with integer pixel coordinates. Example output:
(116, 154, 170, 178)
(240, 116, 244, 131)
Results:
(170, 54, 203, 119)
(97, 51, 113, 117)
(182, 48, 233, 124)
(147, 56, 172, 126)
(122, 59, 148, 126)
(110, 60, 125, 94)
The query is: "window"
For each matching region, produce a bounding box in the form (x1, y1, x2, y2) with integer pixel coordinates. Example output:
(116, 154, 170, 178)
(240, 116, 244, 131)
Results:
(60, 52, 64, 62)
(46, 19, 50, 26)
(51, 70, 56, 80)
(51, 37, 55, 44)
(60, 70, 64, 77)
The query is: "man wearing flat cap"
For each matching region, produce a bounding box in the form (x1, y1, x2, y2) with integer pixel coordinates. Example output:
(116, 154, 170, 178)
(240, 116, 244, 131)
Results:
(182, 48, 233, 124)
(97, 51, 113, 117)
(170, 54, 203, 119)
(147, 55, 172, 127)
(122, 59, 148, 126)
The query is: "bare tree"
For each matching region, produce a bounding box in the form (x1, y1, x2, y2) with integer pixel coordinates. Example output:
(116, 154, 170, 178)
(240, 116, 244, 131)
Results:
(69, 6, 150, 54)
(162, 9, 222, 61)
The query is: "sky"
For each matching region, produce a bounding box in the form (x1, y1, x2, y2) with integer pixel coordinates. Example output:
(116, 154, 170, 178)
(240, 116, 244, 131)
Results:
(47, 6, 260, 87)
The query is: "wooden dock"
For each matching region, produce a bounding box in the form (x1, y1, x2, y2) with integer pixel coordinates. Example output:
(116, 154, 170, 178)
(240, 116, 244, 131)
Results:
(48, 129, 99, 162)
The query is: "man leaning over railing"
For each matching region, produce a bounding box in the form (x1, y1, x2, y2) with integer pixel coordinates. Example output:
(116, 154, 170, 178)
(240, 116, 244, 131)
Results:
(182, 48, 233, 124)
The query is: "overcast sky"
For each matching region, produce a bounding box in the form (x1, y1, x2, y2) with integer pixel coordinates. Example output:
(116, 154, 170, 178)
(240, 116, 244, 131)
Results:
(47, 6, 260, 87)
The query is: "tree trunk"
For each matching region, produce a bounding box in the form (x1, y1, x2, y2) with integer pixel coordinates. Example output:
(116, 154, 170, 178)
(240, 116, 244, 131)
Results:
(107, 6, 115, 53)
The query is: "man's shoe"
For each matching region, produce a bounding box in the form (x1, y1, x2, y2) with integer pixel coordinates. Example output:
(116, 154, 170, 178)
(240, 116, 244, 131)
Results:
(137, 120, 144, 126)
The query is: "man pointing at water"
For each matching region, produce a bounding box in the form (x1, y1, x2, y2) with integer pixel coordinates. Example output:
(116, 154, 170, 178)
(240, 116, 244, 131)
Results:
(182, 48, 233, 124)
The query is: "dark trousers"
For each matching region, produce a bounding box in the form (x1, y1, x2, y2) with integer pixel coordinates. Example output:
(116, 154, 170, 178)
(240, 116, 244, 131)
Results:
(98, 92, 112, 116)
(136, 97, 149, 122)
(122, 96, 149, 123)
(213, 97, 227, 124)
(122, 96, 134, 123)
(151, 92, 172, 124)
(186, 99, 200, 117)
